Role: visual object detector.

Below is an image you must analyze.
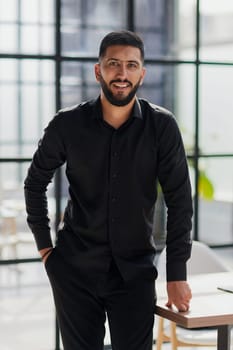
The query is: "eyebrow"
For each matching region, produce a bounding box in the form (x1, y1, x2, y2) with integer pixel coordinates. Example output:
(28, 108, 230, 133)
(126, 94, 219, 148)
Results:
(106, 58, 140, 65)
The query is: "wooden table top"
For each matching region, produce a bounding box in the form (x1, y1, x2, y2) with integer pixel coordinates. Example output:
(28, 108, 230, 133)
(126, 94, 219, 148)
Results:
(155, 271, 233, 328)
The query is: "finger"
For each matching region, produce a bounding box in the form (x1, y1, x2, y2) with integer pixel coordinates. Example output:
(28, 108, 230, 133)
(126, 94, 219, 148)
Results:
(177, 302, 190, 312)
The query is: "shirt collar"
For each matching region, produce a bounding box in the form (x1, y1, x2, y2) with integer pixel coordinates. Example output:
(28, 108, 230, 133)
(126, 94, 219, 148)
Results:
(91, 96, 142, 120)
(132, 97, 143, 119)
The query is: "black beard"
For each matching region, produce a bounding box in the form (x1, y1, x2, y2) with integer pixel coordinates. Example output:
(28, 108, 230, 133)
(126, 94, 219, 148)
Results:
(99, 77, 141, 107)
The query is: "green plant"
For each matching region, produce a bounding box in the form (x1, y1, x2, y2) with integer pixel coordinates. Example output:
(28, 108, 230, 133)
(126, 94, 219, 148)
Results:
(198, 169, 214, 200)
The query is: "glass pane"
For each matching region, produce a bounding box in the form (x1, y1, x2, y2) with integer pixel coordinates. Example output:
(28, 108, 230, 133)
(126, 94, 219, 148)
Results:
(61, 61, 99, 107)
(21, 26, 39, 54)
(0, 24, 18, 52)
(0, 0, 55, 54)
(135, 0, 196, 60)
(199, 66, 233, 154)
(0, 0, 18, 21)
(176, 0, 196, 60)
(199, 158, 233, 245)
(21, 0, 41, 22)
(200, 0, 233, 62)
(21, 86, 41, 140)
(0, 59, 17, 81)
(175, 64, 196, 153)
(140, 64, 195, 152)
(0, 86, 18, 142)
(0, 59, 55, 158)
(40, 25, 55, 53)
(140, 64, 176, 108)
(61, 0, 126, 56)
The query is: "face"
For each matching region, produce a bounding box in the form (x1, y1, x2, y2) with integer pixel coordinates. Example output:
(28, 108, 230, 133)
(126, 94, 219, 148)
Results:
(95, 45, 146, 106)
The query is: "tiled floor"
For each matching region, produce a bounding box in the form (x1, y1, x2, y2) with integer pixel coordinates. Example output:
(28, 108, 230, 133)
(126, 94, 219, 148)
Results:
(0, 247, 232, 350)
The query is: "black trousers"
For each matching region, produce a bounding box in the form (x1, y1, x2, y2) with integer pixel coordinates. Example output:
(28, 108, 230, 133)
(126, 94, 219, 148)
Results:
(45, 248, 156, 350)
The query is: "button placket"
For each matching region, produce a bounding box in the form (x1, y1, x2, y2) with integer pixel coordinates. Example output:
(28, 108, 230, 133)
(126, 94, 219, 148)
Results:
(109, 132, 120, 231)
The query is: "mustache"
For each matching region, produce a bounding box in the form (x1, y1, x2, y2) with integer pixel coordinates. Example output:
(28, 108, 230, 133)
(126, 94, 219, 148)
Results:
(110, 79, 132, 86)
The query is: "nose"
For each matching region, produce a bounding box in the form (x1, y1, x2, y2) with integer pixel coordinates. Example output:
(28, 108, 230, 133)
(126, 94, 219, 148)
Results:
(116, 62, 128, 79)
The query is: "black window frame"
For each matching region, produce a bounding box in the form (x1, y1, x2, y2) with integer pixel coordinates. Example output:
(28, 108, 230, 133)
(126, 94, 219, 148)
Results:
(0, 1, 233, 349)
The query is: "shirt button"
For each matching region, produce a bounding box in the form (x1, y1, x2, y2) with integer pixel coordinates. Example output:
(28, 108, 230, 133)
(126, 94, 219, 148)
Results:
(111, 196, 117, 202)
(112, 173, 117, 179)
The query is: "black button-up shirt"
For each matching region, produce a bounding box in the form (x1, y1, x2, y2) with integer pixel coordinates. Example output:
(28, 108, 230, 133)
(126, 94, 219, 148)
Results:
(24, 97, 193, 282)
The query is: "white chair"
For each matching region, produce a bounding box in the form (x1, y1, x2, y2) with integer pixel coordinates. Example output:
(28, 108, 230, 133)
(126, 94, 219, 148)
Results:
(0, 211, 34, 259)
(155, 240, 231, 349)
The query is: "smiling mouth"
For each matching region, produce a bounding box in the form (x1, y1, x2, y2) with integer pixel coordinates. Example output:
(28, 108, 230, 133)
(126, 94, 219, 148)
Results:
(112, 82, 131, 89)
(111, 79, 132, 87)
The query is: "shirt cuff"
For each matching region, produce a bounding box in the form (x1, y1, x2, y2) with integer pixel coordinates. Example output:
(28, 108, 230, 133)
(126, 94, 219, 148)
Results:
(33, 231, 53, 251)
(166, 261, 187, 281)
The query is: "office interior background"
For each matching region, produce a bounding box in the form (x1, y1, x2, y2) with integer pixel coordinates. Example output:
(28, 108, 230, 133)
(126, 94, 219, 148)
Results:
(0, 0, 233, 349)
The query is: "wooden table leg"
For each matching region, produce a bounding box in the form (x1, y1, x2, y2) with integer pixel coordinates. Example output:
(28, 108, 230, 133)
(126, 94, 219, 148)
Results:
(217, 325, 231, 350)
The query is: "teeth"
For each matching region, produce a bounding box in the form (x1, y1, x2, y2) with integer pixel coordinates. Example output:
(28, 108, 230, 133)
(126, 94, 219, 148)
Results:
(114, 83, 128, 88)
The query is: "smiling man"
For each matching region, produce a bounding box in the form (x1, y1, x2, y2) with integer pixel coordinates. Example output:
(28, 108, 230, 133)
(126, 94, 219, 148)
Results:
(96, 45, 145, 107)
(24, 31, 193, 350)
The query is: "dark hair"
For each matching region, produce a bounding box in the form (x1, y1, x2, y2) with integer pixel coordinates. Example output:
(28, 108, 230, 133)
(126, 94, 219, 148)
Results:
(98, 30, 144, 62)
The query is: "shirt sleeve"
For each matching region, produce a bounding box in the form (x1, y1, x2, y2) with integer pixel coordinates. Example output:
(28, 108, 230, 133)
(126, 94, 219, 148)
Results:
(157, 114, 193, 282)
(24, 114, 66, 250)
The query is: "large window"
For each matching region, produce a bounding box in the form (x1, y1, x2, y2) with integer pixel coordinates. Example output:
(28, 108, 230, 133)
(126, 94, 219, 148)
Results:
(0, 1, 233, 349)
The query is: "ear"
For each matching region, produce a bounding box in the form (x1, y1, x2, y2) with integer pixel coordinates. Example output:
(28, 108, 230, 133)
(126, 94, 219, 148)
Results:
(139, 67, 146, 86)
(94, 63, 101, 82)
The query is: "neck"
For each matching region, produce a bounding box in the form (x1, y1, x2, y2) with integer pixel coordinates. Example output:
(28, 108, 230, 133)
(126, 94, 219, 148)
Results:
(100, 93, 136, 129)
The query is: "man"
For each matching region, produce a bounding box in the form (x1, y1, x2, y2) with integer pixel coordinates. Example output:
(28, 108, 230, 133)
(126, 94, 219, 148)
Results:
(24, 30, 193, 350)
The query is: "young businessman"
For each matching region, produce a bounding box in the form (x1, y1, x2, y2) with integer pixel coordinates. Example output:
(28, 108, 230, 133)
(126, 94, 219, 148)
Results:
(24, 30, 193, 350)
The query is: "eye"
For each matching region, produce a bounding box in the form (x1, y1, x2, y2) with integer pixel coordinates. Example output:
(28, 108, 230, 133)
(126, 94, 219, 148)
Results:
(127, 62, 139, 71)
(108, 60, 120, 67)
